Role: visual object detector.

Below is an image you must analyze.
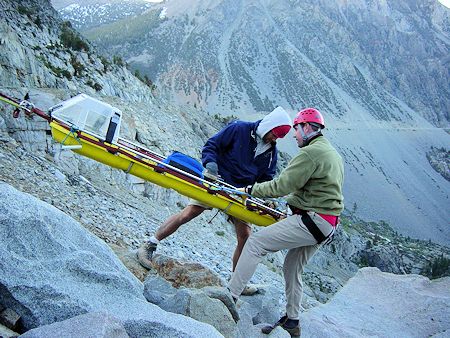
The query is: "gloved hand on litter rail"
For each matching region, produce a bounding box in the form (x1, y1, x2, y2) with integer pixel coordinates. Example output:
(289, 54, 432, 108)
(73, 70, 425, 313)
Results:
(236, 187, 246, 194)
(237, 185, 252, 195)
(236, 187, 249, 203)
(204, 162, 220, 180)
(263, 200, 277, 209)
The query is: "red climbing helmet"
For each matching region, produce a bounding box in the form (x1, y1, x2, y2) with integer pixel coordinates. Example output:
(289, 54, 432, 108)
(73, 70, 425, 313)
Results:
(293, 108, 325, 128)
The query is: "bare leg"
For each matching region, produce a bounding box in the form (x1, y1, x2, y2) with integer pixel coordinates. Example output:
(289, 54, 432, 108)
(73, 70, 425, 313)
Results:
(155, 204, 206, 241)
(138, 204, 206, 269)
(231, 218, 251, 271)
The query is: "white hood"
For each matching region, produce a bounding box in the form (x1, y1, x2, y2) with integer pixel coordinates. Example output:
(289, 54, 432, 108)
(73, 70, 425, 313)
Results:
(256, 106, 291, 138)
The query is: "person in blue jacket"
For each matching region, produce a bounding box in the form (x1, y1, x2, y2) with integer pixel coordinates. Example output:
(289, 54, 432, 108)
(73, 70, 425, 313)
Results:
(138, 107, 291, 279)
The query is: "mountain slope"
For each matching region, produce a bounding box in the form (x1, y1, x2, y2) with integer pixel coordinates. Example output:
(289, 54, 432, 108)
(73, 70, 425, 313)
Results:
(82, 0, 450, 126)
(69, 0, 450, 244)
(56, 0, 156, 30)
(0, 0, 155, 103)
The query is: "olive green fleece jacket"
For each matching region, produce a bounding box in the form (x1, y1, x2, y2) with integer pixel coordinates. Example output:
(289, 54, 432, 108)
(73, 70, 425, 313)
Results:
(252, 136, 344, 215)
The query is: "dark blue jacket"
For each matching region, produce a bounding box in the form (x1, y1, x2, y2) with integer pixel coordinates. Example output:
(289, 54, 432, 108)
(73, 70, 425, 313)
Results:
(202, 120, 277, 187)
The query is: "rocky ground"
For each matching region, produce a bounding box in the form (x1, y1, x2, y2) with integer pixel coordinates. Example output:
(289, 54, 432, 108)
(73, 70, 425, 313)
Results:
(1, 91, 450, 337)
(2, 181, 449, 338)
(427, 146, 450, 182)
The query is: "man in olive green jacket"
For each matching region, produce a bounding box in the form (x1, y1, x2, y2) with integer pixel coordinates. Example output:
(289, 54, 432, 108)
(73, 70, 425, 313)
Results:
(228, 108, 344, 337)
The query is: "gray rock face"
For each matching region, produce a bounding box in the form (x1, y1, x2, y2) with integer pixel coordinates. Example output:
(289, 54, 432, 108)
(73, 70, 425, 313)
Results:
(158, 288, 237, 338)
(143, 277, 237, 337)
(202, 286, 240, 322)
(427, 146, 450, 181)
(239, 286, 284, 326)
(0, 0, 153, 104)
(0, 183, 222, 337)
(0, 307, 21, 332)
(359, 245, 405, 274)
(151, 254, 225, 288)
(143, 275, 178, 305)
(19, 312, 129, 338)
(0, 323, 19, 338)
(301, 267, 450, 337)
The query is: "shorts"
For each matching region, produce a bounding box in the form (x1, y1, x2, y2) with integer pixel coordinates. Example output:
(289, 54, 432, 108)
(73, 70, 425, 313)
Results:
(188, 198, 213, 210)
(188, 198, 250, 227)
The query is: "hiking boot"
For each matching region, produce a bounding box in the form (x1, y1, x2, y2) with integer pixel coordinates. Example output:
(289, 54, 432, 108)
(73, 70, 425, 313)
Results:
(281, 319, 301, 337)
(261, 315, 288, 334)
(137, 241, 157, 269)
(261, 315, 301, 337)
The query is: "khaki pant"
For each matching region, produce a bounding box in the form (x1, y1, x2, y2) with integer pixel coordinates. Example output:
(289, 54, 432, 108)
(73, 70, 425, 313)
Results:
(228, 211, 334, 319)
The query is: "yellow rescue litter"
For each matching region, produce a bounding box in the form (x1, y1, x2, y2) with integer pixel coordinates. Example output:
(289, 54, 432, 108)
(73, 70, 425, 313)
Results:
(1, 92, 286, 226)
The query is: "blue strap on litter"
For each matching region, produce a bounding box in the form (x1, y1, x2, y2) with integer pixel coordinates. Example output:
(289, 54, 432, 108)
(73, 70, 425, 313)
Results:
(161, 151, 204, 179)
(61, 125, 82, 146)
(210, 186, 248, 196)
